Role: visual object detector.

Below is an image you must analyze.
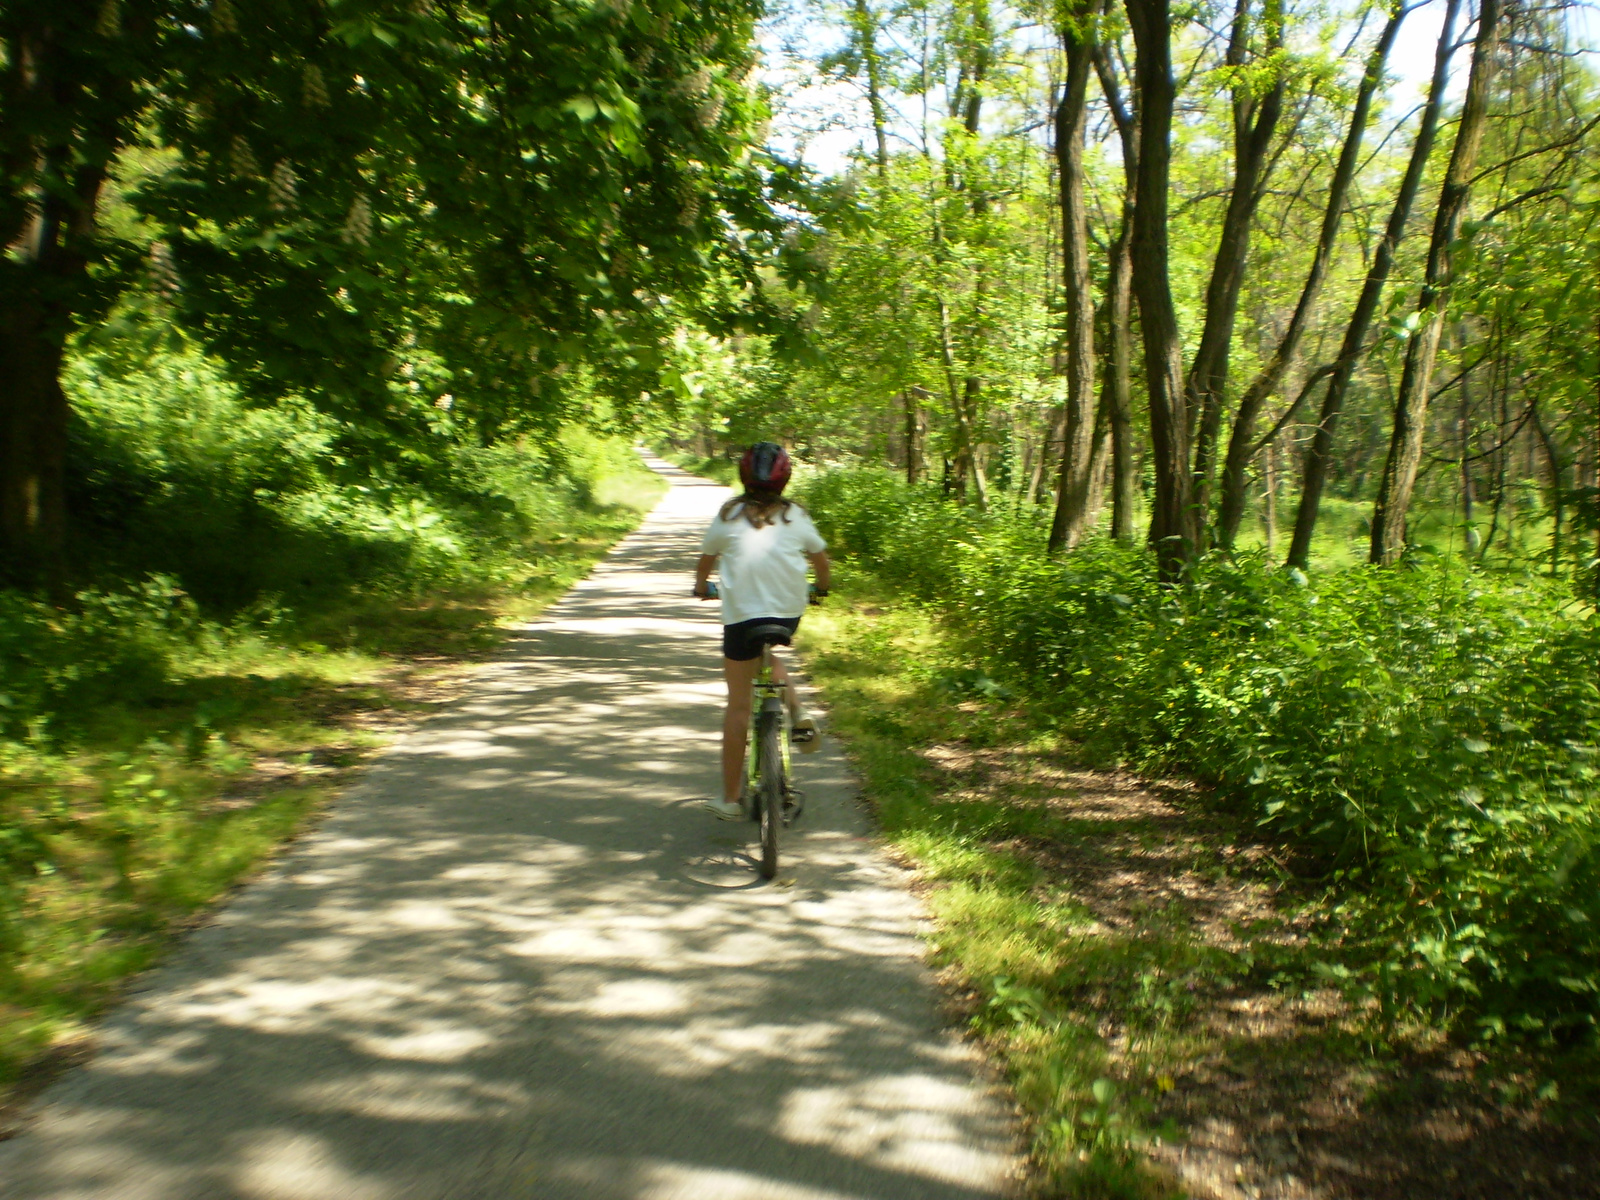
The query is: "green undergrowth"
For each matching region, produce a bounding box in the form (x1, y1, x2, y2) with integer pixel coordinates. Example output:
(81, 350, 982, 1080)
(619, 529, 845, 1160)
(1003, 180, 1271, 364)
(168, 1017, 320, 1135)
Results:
(795, 464, 1600, 1195)
(799, 573, 1600, 1197)
(797, 467, 1600, 1046)
(0, 423, 663, 1111)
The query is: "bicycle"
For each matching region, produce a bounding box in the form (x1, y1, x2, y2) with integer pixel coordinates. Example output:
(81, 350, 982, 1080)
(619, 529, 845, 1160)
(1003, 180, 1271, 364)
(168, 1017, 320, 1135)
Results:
(703, 583, 805, 880)
(744, 622, 805, 879)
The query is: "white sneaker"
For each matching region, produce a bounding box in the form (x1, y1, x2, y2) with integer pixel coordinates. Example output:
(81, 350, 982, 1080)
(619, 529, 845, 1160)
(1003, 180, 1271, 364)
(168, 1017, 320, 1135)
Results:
(791, 715, 821, 754)
(704, 798, 743, 820)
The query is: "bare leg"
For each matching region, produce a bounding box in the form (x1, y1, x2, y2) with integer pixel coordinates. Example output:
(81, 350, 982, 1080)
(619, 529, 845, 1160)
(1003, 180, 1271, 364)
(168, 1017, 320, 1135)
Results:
(767, 649, 802, 722)
(721, 656, 759, 804)
(722, 650, 805, 802)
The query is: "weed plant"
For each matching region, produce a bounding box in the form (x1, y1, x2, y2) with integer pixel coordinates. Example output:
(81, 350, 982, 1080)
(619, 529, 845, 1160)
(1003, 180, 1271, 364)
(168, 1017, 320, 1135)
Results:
(797, 467, 1600, 1045)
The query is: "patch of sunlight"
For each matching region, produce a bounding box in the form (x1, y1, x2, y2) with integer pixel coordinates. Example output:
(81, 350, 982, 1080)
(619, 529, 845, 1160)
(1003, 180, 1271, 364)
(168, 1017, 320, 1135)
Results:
(505, 924, 676, 963)
(780, 1073, 1015, 1186)
(579, 978, 692, 1017)
(354, 1023, 495, 1062)
(603, 1018, 848, 1076)
(292, 1069, 530, 1122)
(235, 1130, 391, 1200)
(97, 1029, 219, 1078)
(380, 901, 468, 931)
(636, 1163, 859, 1200)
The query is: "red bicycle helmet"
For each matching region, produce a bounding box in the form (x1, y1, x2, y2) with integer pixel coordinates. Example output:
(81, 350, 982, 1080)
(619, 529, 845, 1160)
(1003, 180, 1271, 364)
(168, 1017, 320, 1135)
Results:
(739, 442, 791, 493)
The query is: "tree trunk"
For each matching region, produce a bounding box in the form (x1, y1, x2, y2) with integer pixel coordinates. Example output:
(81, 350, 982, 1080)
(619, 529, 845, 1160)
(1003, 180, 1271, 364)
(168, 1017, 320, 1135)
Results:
(1460, 347, 1477, 540)
(851, 0, 892, 176)
(0, 151, 112, 591)
(1285, 0, 1464, 570)
(1530, 401, 1564, 576)
(1262, 433, 1278, 553)
(1105, 249, 1138, 542)
(1093, 43, 1140, 543)
(1593, 307, 1599, 601)
(942, 0, 994, 509)
(0, 305, 71, 589)
(1048, 16, 1099, 553)
(1125, 0, 1195, 578)
(1026, 420, 1047, 505)
(1084, 388, 1112, 529)
(1370, 0, 1502, 565)
(1216, 3, 1406, 548)
(1187, 0, 1285, 532)
(904, 388, 921, 485)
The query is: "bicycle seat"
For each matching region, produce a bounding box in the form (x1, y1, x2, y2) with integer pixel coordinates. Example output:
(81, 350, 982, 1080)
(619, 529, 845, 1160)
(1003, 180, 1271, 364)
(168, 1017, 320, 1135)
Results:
(747, 623, 794, 648)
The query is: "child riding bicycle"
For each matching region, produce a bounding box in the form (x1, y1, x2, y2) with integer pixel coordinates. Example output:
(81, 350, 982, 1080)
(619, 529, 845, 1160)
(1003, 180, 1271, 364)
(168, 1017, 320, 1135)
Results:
(693, 443, 831, 819)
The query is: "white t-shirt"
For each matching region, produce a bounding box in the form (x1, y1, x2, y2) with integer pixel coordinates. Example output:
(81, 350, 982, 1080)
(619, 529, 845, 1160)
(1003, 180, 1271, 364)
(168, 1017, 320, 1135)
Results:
(700, 501, 827, 625)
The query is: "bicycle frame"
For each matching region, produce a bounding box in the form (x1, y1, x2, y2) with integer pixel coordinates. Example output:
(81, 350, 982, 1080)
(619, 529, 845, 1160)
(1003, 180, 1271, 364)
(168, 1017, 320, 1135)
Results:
(746, 643, 791, 799)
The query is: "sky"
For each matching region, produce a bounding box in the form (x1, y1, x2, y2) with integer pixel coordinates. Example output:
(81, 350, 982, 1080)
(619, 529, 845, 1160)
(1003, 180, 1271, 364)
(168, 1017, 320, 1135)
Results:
(760, 0, 1600, 178)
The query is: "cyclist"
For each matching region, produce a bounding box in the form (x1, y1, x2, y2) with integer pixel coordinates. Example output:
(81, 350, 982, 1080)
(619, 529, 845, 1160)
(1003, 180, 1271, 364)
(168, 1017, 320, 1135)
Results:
(693, 443, 831, 820)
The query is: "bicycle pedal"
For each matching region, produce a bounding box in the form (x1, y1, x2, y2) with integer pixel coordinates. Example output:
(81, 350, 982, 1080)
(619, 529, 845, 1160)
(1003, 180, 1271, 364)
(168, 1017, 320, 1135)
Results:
(782, 789, 805, 826)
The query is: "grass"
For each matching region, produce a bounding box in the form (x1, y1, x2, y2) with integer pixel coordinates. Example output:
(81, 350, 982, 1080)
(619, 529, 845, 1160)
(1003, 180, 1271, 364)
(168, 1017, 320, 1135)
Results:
(0, 463, 665, 1124)
(798, 569, 1600, 1199)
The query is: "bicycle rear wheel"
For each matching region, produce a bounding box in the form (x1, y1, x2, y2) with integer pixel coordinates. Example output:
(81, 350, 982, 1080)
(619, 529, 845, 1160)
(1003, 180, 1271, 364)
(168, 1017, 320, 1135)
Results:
(756, 707, 783, 879)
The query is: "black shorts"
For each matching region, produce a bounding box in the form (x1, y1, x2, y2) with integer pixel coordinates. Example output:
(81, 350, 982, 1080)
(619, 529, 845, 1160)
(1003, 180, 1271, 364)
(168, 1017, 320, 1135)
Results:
(722, 615, 801, 662)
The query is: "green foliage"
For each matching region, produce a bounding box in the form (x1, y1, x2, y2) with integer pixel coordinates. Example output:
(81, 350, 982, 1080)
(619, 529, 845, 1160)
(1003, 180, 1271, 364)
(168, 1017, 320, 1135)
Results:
(64, 342, 661, 611)
(797, 465, 979, 593)
(4, 0, 787, 414)
(804, 466, 1600, 1042)
(0, 579, 201, 743)
(665, 451, 741, 488)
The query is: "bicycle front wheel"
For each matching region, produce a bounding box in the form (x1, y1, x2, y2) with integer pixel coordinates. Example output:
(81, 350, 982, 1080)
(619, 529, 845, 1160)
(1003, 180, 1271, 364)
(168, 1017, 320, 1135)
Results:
(756, 707, 783, 880)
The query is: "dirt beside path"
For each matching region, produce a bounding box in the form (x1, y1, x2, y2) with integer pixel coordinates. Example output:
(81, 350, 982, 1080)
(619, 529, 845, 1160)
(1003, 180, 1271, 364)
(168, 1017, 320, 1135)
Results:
(0, 458, 1019, 1200)
(904, 739, 1600, 1200)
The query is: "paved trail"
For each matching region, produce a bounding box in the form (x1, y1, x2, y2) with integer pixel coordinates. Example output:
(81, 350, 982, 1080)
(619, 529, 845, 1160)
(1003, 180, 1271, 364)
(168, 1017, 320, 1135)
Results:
(0, 459, 1017, 1200)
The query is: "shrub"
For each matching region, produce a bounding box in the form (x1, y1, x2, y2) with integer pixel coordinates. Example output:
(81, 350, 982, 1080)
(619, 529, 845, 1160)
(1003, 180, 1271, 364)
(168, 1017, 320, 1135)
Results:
(64, 345, 658, 609)
(804, 467, 1600, 1040)
(795, 467, 986, 597)
(0, 579, 202, 741)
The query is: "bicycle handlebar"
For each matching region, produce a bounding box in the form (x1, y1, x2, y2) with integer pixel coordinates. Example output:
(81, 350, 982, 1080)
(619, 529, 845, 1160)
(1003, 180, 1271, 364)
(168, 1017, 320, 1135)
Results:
(692, 580, 827, 604)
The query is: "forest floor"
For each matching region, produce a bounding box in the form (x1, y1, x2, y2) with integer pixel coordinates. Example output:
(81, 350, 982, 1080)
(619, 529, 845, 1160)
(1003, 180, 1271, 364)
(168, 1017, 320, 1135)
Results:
(797, 584, 1600, 1200)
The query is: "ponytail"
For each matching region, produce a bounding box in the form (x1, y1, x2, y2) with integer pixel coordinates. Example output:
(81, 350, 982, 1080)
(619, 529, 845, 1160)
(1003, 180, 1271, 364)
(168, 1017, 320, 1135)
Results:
(719, 490, 795, 529)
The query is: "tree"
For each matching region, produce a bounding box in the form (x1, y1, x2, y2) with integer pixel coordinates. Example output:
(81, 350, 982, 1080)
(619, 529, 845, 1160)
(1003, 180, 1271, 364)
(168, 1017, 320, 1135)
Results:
(1093, 38, 1141, 543)
(1284, 0, 1464, 570)
(1047, 0, 1100, 552)
(1, 0, 773, 588)
(1185, 0, 1287, 531)
(1214, 0, 1409, 549)
(1125, 0, 1194, 577)
(1369, 0, 1503, 563)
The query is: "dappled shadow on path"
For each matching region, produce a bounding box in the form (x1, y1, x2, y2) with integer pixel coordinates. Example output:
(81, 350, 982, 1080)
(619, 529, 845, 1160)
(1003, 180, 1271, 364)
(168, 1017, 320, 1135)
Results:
(0, 457, 1016, 1200)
